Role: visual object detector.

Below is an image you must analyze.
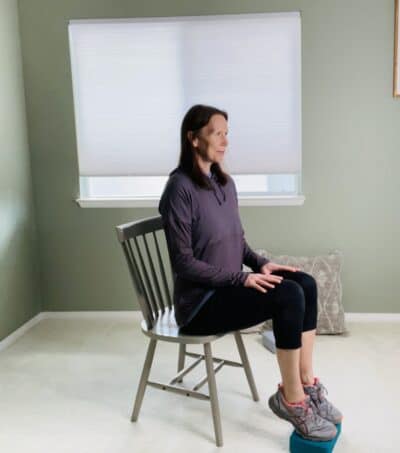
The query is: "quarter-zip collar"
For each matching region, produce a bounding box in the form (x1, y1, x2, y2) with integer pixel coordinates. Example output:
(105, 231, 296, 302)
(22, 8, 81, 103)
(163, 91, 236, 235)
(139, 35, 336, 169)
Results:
(208, 172, 226, 205)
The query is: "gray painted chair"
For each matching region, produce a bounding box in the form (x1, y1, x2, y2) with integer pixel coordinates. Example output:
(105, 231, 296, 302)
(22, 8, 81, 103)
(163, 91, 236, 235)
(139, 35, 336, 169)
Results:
(116, 215, 260, 447)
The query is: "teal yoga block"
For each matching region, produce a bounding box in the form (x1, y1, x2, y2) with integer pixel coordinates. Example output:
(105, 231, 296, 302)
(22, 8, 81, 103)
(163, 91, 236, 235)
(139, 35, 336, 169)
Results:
(290, 423, 341, 453)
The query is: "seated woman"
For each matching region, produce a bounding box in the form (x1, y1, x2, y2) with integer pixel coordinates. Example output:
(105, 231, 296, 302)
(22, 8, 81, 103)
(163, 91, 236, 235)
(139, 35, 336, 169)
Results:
(159, 104, 342, 441)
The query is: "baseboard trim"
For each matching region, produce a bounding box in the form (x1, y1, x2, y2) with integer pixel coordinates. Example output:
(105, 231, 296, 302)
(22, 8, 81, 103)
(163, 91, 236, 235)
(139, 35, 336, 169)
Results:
(1, 311, 399, 351)
(0, 313, 45, 352)
(345, 313, 400, 322)
(40, 310, 139, 320)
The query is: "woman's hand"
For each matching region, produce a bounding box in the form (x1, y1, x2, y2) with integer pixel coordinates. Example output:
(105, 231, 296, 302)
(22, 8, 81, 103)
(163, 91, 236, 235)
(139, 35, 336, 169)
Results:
(244, 272, 283, 293)
(260, 262, 300, 275)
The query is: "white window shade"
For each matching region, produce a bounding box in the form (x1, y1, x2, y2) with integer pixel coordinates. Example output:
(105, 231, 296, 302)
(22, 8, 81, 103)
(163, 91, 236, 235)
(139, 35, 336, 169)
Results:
(68, 13, 301, 177)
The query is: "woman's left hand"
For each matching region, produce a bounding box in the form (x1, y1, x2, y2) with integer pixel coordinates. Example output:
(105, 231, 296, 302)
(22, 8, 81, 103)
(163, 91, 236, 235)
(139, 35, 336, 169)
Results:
(260, 261, 300, 275)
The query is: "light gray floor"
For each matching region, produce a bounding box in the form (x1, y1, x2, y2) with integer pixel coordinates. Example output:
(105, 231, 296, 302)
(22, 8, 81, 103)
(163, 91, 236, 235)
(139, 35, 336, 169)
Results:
(0, 314, 398, 453)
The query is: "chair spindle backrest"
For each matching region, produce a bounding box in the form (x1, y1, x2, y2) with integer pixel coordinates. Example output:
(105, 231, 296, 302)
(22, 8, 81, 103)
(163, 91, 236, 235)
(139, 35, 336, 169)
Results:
(116, 216, 173, 329)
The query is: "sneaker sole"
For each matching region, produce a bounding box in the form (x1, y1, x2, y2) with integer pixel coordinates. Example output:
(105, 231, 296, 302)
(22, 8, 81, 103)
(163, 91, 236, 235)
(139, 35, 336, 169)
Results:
(268, 396, 337, 442)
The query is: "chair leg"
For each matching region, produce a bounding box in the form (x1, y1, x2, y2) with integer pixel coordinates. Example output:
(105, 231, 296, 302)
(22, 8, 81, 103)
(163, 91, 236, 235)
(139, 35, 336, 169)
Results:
(131, 338, 157, 422)
(234, 332, 259, 402)
(204, 342, 223, 447)
(177, 344, 186, 383)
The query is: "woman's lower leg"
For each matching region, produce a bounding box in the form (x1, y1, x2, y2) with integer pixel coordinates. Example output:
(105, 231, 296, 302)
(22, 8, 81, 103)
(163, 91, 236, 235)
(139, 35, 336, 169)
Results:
(276, 347, 306, 403)
(299, 329, 316, 385)
(272, 280, 308, 403)
(276, 328, 317, 403)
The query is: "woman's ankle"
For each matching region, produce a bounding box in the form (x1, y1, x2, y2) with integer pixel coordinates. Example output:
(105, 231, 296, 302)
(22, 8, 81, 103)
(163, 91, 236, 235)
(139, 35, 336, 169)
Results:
(300, 374, 315, 386)
(280, 385, 306, 405)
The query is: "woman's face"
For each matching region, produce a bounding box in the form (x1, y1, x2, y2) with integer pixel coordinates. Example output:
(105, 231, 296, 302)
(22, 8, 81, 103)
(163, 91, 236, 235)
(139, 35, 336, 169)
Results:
(190, 114, 228, 166)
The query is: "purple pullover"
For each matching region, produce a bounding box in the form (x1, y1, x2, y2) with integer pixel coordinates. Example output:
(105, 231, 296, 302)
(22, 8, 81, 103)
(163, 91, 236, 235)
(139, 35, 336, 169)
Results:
(159, 167, 269, 327)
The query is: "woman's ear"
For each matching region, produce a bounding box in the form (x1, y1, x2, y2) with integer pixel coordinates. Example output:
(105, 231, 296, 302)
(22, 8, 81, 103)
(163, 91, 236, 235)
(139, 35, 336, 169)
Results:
(187, 131, 198, 148)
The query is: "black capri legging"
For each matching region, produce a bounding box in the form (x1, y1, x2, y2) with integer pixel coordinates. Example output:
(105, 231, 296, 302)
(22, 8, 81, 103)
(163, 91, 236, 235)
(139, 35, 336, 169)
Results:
(180, 271, 318, 350)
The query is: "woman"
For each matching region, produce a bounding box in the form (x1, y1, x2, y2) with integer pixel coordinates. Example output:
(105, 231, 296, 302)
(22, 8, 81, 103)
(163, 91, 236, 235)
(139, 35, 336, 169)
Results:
(159, 104, 342, 441)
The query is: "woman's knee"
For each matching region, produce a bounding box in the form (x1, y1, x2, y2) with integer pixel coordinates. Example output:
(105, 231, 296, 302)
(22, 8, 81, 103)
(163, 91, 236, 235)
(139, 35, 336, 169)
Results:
(275, 279, 305, 314)
(295, 271, 317, 294)
(272, 280, 305, 348)
(295, 272, 318, 313)
(296, 273, 318, 329)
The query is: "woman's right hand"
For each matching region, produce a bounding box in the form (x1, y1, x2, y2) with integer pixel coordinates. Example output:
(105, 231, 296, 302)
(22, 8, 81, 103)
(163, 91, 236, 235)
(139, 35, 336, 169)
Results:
(244, 273, 283, 293)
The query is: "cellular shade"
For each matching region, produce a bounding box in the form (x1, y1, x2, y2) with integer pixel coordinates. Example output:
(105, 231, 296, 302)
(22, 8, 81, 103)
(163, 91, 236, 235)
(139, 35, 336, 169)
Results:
(68, 13, 301, 176)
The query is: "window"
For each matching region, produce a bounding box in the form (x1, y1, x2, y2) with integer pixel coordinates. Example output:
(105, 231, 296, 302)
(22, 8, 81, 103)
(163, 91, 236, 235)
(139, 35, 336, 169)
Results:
(69, 13, 303, 207)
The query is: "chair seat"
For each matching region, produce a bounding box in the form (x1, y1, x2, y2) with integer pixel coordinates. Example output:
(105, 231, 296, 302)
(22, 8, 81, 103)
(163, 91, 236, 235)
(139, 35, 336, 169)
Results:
(141, 308, 224, 344)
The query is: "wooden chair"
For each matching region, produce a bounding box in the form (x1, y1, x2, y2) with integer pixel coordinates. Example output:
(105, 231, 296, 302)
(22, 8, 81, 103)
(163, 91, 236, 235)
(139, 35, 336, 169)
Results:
(116, 215, 260, 447)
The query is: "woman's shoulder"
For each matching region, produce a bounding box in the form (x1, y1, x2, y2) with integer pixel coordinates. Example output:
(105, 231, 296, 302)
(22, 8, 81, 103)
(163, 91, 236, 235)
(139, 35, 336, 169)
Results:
(159, 167, 197, 213)
(165, 167, 196, 195)
(224, 173, 235, 186)
(222, 172, 237, 191)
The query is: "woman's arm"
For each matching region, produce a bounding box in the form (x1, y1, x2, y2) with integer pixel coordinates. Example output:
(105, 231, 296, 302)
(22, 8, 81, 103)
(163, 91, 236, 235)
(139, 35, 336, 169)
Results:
(243, 238, 270, 272)
(159, 182, 248, 287)
(230, 176, 270, 272)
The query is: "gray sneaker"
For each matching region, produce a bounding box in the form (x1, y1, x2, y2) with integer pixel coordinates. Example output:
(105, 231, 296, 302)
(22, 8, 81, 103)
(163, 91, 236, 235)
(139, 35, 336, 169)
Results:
(268, 387, 337, 441)
(303, 378, 343, 425)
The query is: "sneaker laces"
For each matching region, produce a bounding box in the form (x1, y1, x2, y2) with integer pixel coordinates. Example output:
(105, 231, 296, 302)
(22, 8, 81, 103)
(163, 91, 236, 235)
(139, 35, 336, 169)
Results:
(315, 381, 328, 404)
(308, 381, 336, 419)
(306, 380, 328, 404)
(291, 398, 326, 432)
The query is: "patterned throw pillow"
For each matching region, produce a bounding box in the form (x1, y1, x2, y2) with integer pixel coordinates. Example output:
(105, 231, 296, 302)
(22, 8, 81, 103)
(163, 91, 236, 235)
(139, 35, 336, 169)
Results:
(242, 250, 346, 335)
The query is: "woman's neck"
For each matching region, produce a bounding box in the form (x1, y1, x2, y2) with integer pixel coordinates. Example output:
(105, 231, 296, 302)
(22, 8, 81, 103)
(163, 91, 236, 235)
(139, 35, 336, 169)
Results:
(195, 156, 212, 176)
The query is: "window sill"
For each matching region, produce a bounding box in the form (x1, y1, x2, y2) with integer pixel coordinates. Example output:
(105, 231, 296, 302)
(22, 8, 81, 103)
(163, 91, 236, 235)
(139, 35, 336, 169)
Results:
(75, 195, 305, 208)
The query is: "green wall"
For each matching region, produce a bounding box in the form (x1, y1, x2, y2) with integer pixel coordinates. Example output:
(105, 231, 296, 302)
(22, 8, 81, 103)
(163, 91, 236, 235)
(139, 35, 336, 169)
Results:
(17, 0, 400, 314)
(0, 0, 41, 340)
